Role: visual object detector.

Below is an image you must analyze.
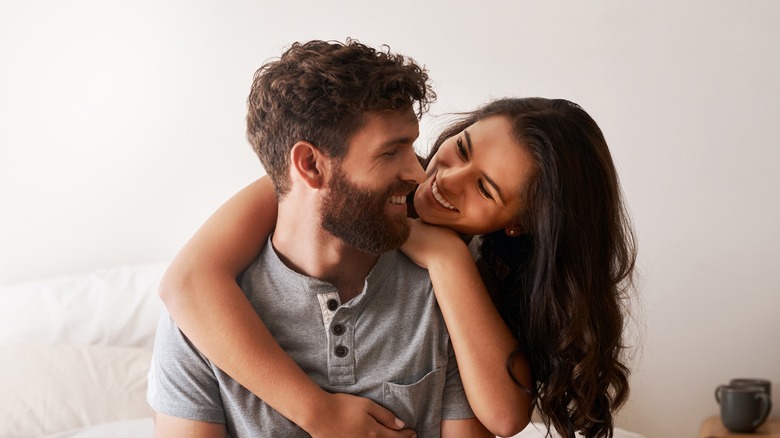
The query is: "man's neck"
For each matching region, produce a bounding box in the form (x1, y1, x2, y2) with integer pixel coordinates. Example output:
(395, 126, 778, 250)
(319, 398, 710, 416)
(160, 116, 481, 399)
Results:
(272, 205, 379, 303)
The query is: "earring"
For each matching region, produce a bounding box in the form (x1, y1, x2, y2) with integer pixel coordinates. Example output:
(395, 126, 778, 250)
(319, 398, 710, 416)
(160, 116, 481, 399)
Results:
(505, 227, 521, 237)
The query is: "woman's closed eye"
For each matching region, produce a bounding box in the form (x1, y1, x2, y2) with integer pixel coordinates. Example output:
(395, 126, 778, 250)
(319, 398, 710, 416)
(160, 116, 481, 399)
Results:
(456, 138, 468, 159)
(478, 180, 494, 199)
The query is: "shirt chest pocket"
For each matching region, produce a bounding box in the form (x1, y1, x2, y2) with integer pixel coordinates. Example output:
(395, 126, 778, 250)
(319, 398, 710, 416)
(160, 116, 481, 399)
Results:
(382, 367, 446, 436)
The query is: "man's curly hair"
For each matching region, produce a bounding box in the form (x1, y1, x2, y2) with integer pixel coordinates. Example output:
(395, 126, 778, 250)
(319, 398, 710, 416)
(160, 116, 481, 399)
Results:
(246, 39, 435, 197)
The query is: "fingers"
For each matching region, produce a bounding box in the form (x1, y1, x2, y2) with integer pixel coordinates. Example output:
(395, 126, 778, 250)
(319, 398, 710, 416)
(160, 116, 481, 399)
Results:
(368, 406, 418, 438)
(378, 425, 417, 438)
(381, 429, 417, 438)
(366, 402, 406, 430)
(396, 429, 418, 438)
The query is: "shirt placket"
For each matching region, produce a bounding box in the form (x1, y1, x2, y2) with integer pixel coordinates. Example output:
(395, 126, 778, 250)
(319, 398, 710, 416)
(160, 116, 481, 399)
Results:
(317, 291, 356, 386)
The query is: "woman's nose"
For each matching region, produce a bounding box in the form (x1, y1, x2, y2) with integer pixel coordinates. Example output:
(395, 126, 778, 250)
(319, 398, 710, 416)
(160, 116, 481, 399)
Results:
(437, 164, 468, 193)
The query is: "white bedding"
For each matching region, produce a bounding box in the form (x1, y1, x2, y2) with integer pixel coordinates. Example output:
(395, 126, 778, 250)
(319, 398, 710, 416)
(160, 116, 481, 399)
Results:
(0, 344, 152, 437)
(0, 263, 166, 348)
(43, 418, 153, 438)
(0, 264, 164, 438)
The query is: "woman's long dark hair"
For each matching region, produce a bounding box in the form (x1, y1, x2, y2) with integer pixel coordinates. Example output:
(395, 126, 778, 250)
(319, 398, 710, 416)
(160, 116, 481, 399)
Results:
(426, 98, 637, 438)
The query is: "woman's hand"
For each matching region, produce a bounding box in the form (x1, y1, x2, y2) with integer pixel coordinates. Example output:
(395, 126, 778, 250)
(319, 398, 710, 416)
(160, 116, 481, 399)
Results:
(400, 219, 469, 270)
(305, 393, 416, 438)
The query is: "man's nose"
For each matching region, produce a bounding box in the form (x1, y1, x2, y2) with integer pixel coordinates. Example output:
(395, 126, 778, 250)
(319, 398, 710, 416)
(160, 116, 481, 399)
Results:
(400, 149, 426, 184)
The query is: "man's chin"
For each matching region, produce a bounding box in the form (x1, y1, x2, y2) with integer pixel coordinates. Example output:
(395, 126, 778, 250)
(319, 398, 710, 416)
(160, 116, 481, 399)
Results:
(343, 222, 410, 255)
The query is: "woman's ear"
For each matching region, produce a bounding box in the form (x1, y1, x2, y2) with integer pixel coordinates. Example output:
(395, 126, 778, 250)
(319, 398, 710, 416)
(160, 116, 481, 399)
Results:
(290, 141, 328, 189)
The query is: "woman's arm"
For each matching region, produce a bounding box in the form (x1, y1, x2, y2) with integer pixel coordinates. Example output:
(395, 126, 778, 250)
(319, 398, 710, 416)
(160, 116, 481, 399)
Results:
(401, 219, 533, 437)
(160, 177, 412, 437)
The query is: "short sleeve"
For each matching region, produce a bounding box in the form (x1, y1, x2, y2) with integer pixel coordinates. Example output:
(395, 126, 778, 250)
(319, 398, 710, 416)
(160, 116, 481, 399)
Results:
(146, 311, 226, 424)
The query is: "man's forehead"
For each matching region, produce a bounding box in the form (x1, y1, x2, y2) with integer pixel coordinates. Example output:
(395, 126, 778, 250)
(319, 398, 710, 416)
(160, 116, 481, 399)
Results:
(349, 108, 420, 147)
(365, 106, 419, 125)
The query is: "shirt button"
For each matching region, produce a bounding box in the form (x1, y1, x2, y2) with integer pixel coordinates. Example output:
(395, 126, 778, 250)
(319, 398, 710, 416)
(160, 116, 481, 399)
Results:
(334, 345, 348, 357)
(332, 324, 345, 336)
(327, 299, 338, 311)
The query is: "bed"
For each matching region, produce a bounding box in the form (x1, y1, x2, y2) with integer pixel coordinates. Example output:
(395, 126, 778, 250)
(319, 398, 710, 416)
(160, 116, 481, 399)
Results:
(0, 264, 645, 438)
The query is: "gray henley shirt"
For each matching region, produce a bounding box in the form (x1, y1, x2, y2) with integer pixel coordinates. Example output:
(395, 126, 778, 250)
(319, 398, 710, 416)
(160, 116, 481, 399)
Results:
(148, 239, 474, 437)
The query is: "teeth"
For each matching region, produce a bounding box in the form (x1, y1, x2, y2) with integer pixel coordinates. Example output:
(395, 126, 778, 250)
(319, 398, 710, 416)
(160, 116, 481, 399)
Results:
(389, 195, 406, 205)
(431, 181, 456, 210)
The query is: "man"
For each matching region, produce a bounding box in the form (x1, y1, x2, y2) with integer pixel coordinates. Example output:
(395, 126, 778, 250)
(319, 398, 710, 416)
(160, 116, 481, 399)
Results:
(148, 39, 489, 437)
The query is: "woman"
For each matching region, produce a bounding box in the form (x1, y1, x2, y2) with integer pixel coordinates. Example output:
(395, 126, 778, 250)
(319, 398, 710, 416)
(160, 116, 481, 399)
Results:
(160, 97, 637, 438)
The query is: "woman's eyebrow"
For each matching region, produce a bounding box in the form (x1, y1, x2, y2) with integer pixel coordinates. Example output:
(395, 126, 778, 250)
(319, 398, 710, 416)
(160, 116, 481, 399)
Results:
(483, 173, 504, 203)
(464, 129, 473, 154)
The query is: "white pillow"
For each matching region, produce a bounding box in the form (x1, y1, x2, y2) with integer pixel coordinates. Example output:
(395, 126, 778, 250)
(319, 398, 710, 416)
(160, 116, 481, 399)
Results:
(42, 418, 153, 438)
(0, 263, 166, 349)
(0, 344, 153, 438)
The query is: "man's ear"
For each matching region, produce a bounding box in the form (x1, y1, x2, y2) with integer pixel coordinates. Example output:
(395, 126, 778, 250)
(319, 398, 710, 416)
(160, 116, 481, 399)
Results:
(290, 141, 329, 189)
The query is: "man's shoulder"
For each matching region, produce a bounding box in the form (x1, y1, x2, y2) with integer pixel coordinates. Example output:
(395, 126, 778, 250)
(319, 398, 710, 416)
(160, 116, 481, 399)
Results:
(377, 249, 432, 283)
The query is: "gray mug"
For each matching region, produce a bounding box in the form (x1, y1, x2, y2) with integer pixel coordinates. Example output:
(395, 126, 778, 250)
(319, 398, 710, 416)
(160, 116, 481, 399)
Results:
(725, 378, 773, 426)
(715, 384, 771, 433)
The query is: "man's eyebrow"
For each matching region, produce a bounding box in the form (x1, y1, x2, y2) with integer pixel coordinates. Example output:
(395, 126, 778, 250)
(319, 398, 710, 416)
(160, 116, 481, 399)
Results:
(380, 136, 417, 148)
(467, 129, 505, 203)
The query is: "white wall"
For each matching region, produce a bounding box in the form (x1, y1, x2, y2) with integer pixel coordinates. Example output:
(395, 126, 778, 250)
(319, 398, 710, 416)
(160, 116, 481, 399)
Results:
(2, 1, 778, 436)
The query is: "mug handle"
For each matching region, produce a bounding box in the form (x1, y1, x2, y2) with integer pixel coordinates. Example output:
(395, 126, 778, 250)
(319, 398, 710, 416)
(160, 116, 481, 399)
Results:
(715, 385, 726, 403)
(753, 392, 771, 429)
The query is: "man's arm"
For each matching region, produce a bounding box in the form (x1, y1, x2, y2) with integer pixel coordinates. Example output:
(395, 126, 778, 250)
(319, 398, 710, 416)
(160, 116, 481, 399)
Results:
(441, 418, 495, 437)
(154, 413, 227, 438)
(147, 313, 230, 434)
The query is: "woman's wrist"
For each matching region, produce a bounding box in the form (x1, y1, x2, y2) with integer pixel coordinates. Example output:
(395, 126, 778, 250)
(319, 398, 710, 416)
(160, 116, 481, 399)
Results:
(294, 388, 333, 434)
(427, 239, 473, 271)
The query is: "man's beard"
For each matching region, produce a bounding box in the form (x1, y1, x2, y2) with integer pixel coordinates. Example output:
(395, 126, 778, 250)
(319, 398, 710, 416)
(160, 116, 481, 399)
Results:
(321, 166, 415, 255)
